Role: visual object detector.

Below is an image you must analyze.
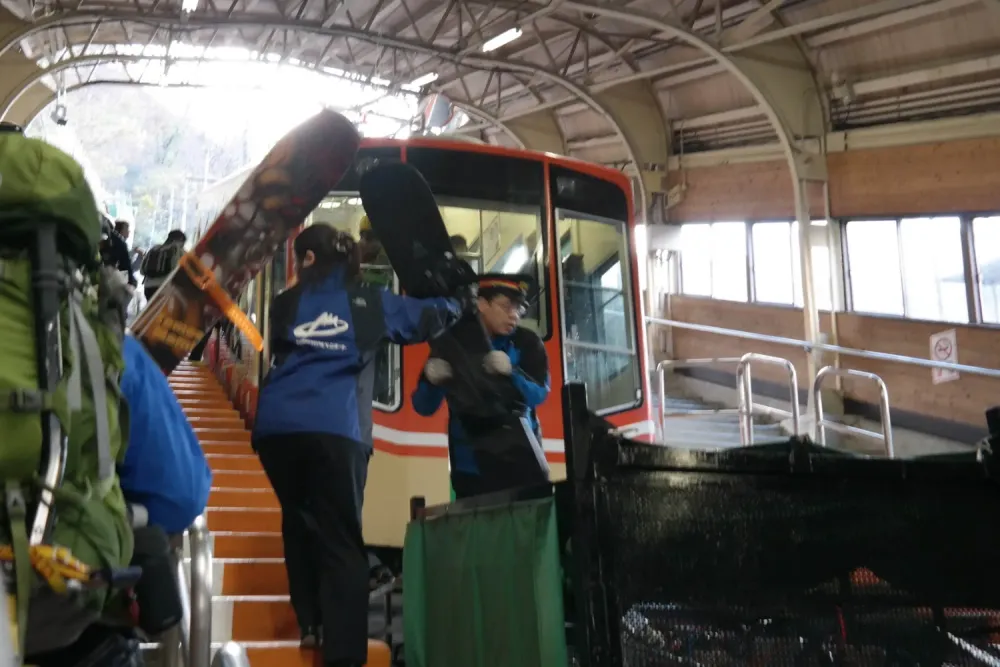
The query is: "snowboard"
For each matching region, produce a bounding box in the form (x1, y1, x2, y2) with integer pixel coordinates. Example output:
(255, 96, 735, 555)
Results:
(131, 109, 361, 373)
(357, 161, 506, 419)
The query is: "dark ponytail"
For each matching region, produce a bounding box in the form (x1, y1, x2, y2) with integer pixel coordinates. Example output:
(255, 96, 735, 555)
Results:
(293, 224, 361, 285)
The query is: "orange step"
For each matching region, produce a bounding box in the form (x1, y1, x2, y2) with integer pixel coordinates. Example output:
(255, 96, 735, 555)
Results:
(210, 488, 280, 509)
(203, 444, 254, 457)
(180, 398, 237, 410)
(184, 408, 242, 419)
(207, 508, 281, 532)
(220, 560, 287, 595)
(206, 454, 262, 471)
(195, 428, 251, 442)
(240, 641, 391, 667)
(212, 470, 270, 489)
(213, 533, 283, 559)
(188, 416, 248, 429)
(229, 598, 298, 640)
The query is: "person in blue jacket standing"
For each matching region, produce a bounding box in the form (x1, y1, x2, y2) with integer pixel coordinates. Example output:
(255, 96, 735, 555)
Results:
(251, 224, 464, 667)
(412, 274, 551, 500)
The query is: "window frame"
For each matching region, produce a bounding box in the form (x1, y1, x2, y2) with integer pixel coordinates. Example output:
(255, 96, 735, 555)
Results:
(433, 194, 551, 341)
(554, 207, 643, 416)
(842, 214, 978, 325)
(677, 221, 752, 303)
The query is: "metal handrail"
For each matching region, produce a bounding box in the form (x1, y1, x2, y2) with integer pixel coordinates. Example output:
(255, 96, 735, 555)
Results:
(211, 642, 250, 667)
(645, 316, 1000, 379)
(814, 366, 894, 458)
(655, 358, 742, 429)
(188, 514, 213, 667)
(736, 353, 800, 446)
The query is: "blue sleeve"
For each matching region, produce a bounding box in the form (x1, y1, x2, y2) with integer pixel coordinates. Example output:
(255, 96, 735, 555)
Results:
(511, 370, 549, 408)
(118, 336, 212, 534)
(381, 292, 462, 345)
(510, 330, 550, 408)
(411, 376, 445, 416)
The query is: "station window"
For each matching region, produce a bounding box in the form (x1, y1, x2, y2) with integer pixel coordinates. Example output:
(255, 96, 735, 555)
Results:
(973, 216, 1000, 324)
(845, 217, 968, 323)
(557, 210, 640, 414)
(679, 222, 748, 302)
(845, 220, 905, 317)
(898, 216, 967, 323)
(750, 220, 834, 311)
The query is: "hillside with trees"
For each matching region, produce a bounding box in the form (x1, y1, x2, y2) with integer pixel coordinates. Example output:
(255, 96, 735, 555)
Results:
(30, 85, 251, 250)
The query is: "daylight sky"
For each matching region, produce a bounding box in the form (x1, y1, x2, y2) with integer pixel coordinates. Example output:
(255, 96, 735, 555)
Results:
(90, 46, 424, 159)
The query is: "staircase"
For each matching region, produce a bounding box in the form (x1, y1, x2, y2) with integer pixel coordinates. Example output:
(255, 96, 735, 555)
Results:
(658, 395, 787, 449)
(168, 360, 391, 667)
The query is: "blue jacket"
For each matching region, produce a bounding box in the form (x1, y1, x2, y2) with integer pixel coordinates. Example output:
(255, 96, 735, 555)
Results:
(118, 335, 212, 534)
(253, 269, 463, 447)
(412, 327, 549, 474)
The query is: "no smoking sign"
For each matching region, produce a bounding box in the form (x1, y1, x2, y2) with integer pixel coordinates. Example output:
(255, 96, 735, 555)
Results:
(930, 329, 959, 385)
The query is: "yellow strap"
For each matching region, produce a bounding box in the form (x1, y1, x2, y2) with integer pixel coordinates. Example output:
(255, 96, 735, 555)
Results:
(0, 544, 91, 594)
(6, 594, 18, 660)
(178, 253, 264, 352)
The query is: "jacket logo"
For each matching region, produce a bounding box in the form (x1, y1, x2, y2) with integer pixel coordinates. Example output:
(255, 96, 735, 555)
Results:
(293, 313, 350, 347)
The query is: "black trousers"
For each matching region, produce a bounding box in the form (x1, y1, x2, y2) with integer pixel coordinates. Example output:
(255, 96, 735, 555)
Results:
(255, 433, 370, 665)
(450, 424, 550, 500)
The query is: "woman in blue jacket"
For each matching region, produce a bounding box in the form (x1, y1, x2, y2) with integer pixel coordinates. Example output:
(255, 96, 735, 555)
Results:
(252, 224, 463, 667)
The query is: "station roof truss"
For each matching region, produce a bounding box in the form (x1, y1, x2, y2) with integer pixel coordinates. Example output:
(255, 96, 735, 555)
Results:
(3, 0, 1000, 171)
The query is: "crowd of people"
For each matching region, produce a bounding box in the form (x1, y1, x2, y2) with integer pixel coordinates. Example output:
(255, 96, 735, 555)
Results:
(3, 122, 553, 667)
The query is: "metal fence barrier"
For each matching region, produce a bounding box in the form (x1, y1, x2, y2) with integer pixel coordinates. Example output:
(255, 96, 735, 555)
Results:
(737, 353, 801, 446)
(814, 366, 894, 457)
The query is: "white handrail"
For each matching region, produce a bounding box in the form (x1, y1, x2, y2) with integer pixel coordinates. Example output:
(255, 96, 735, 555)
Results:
(188, 514, 213, 667)
(814, 367, 894, 457)
(736, 353, 800, 446)
(645, 316, 1000, 379)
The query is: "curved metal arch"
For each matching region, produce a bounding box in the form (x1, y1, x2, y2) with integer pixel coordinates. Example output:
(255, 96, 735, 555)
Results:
(0, 10, 644, 204)
(0, 50, 523, 146)
(556, 0, 825, 167)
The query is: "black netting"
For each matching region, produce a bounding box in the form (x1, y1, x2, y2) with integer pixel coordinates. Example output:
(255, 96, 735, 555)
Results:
(595, 443, 1000, 666)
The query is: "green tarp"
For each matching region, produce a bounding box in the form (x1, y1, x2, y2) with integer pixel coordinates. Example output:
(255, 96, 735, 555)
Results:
(403, 496, 568, 667)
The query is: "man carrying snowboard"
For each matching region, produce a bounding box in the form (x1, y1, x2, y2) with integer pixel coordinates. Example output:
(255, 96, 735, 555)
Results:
(411, 275, 551, 499)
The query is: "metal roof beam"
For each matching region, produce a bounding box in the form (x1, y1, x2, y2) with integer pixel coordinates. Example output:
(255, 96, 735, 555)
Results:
(456, 0, 964, 125)
(0, 10, 641, 195)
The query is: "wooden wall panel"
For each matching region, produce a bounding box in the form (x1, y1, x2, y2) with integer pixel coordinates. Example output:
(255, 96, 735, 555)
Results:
(828, 136, 1000, 218)
(666, 136, 1000, 224)
(666, 160, 824, 223)
(667, 296, 1000, 428)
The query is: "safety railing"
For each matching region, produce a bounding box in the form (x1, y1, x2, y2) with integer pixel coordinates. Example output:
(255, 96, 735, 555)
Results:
(211, 642, 250, 666)
(162, 514, 213, 667)
(655, 356, 800, 446)
(737, 353, 801, 446)
(647, 315, 1000, 451)
(646, 316, 1000, 380)
(814, 367, 894, 457)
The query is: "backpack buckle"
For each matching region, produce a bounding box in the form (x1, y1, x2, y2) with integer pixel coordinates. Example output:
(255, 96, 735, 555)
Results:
(9, 390, 44, 413)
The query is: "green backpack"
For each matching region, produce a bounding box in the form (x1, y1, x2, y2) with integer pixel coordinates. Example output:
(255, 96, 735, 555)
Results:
(0, 132, 133, 660)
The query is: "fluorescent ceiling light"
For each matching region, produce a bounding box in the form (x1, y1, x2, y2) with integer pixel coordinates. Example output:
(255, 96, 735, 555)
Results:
(482, 28, 522, 52)
(408, 73, 438, 87)
(181, 0, 198, 11)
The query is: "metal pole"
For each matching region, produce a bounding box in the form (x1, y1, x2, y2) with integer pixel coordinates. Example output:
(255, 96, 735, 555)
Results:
(189, 514, 213, 667)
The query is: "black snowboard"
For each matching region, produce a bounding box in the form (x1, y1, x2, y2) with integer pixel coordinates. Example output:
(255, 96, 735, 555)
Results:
(359, 161, 506, 419)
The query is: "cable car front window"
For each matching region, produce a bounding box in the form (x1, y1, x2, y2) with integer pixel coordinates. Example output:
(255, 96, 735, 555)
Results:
(306, 193, 549, 410)
(556, 209, 641, 414)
